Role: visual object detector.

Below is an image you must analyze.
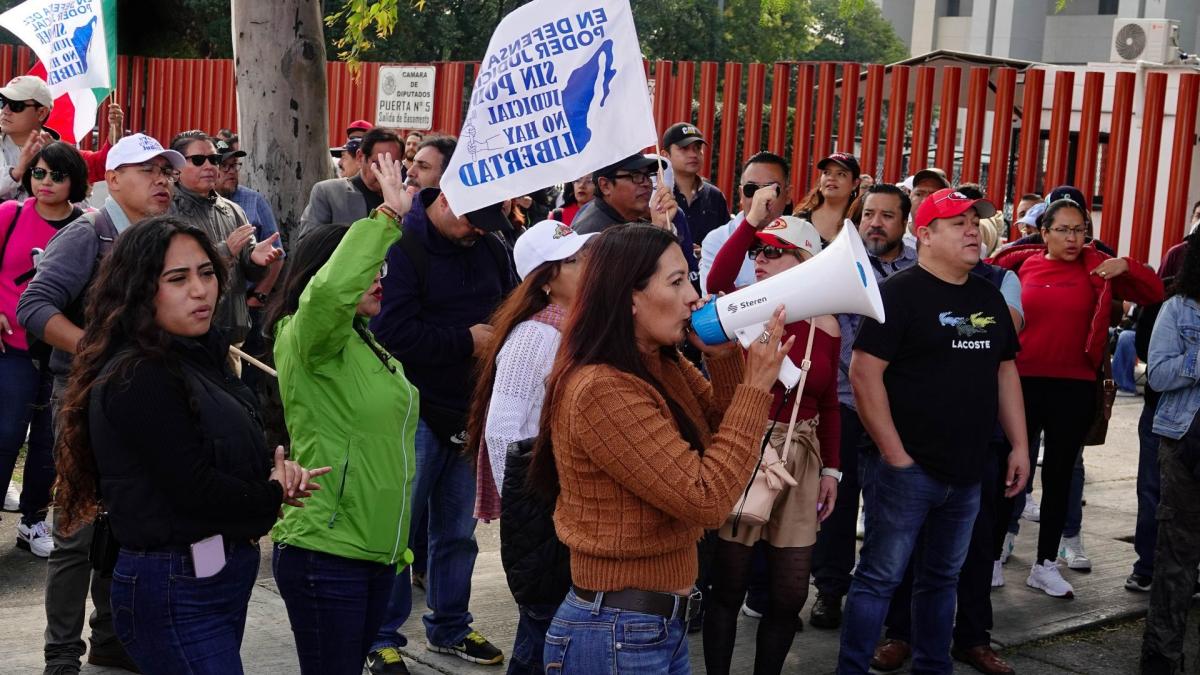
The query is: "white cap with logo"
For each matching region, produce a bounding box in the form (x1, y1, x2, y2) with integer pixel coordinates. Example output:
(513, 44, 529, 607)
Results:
(105, 134, 186, 171)
(0, 76, 52, 109)
(755, 216, 822, 257)
(514, 219, 597, 280)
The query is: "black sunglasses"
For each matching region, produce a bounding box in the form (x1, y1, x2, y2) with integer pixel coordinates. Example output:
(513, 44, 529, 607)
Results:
(747, 245, 791, 260)
(742, 181, 781, 199)
(30, 167, 68, 183)
(185, 154, 223, 167)
(0, 96, 40, 113)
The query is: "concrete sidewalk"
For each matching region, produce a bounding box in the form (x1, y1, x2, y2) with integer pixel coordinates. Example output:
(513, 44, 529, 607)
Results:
(0, 396, 1154, 673)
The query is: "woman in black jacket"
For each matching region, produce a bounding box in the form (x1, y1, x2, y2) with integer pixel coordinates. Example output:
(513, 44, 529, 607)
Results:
(53, 215, 328, 675)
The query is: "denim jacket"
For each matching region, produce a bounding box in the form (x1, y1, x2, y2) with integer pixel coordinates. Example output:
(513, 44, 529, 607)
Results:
(1149, 295, 1200, 439)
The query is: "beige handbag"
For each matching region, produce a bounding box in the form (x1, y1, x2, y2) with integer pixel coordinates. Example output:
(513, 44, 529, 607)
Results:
(728, 321, 818, 534)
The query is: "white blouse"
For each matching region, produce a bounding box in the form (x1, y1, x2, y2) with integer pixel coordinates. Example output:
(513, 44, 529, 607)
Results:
(484, 319, 562, 493)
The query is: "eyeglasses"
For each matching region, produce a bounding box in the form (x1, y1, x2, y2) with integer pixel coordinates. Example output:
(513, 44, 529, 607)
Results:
(742, 181, 781, 199)
(220, 161, 242, 173)
(0, 96, 40, 113)
(611, 171, 652, 186)
(30, 167, 68, 183)
(573, 176, 593, 186)
(185, 154, 222, 167)
(1048, 227, 1088, 238)
(128, 163, 179, 183)
(747, 245, 793, 260)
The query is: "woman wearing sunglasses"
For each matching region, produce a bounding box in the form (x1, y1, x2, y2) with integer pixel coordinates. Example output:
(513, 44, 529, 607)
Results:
(0, 141, 87, 557)
(704, 190, 842, 675)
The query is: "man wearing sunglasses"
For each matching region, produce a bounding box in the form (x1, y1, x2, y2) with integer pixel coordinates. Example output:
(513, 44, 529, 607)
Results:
(18, 132, 185, 675)
(169, 130, 282, 373)
(699, 151, 792, 293)
(0, 76, 55, 202)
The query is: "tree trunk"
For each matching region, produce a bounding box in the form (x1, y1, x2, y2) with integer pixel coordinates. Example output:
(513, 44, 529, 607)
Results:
(232, 0, 331, 249)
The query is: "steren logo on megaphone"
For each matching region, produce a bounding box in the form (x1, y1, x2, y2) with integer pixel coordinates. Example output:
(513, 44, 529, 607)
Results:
(690, 222, 887, 347)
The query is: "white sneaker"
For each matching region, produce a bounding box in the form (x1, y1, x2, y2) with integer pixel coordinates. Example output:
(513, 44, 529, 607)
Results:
(1027, 560, 1075, 599)
(1000, 532, 1015, 564)
(740, 601, 763, 619)
(16, 520, 53, 558)
(1059, 535, 1092, 571)
(991, 560, 1005, 588)
(1021, 500, 1041, 522)
(3, 481, 19, 512)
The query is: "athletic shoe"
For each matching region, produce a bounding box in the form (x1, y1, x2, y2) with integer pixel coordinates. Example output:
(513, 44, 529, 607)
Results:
(1125, 573, 1152, 592)
(428, 630, 504, 665)
(1059, 535, 1092, 571)
(999, 532, 1015, 565)
(741, 600, 763, 619)
(3, 481, 18, 512)
(1021, 500, 1040, 523)
(991, 560, 1005, 588)
(16, 520, 53, 557)
(366, 647, 411, 674)
(1027, 560, 1075, 599)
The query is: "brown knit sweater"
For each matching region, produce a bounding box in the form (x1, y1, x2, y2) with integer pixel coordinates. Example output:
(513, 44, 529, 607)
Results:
(550, 347, 773, 593)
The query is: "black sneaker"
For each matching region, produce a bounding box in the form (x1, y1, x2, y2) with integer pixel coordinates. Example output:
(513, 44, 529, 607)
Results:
(1125, 573, 1152, 592)
(809, 592, 843, 629)
(428, 630, 504, 665)
(365, 647, 411, 674)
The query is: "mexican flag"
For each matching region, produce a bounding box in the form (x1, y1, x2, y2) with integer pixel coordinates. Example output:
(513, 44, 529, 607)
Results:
(0, 0, 117, 144)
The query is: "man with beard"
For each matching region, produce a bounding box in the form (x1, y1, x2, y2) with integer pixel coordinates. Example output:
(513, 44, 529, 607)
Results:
(402, 131, 423, 179)
(810, 182, 917, 631)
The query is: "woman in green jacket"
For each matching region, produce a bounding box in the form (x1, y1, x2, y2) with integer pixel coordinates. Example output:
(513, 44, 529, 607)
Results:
(268, 154, 419, 675)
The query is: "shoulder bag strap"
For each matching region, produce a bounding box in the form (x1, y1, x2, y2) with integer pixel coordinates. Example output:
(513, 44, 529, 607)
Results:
(777, 320, 819, 465)
(0, 203, 24, 275)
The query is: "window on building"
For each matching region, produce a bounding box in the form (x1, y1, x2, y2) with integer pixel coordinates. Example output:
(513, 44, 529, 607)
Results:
(947, 0, 962, 17)
(1098, 0, 1119, 14)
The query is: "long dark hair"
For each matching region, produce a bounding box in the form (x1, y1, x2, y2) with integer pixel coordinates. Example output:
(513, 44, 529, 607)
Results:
(528, 224, 704, 496)
(23, 141, 88, 203)
(54, 216, 228, 534)
(465, 260, 562, 466)
(1174, 233, 1200, 301)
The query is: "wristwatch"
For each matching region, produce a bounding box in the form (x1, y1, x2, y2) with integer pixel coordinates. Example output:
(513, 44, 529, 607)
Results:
(820, 468, 843, 483)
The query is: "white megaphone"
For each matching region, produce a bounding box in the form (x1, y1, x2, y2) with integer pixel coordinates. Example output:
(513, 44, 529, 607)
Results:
(689, 220, 886, 388)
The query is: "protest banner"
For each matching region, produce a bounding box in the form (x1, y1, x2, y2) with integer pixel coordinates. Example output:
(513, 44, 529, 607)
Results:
(0, 0, 116, 143)
(440, 0, 655, 216)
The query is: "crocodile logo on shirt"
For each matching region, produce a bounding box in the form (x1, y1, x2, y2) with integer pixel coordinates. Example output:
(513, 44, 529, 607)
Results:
(938, 311, 996, 337)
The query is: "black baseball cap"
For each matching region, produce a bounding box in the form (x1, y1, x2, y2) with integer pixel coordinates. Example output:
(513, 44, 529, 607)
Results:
(418, 187, 508, 232)
(592, 154, 667, 182)
(1047, 185, 1087, 207)
(662, 122, 705, 149)
(816, 152, 861, 178)
(912, 167, 950, 189)
(214, 138, 246, 162)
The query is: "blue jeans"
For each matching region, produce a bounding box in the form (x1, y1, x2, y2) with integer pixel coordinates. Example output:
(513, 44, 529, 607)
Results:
(272, 543, 395, 675)
(110, 540, 259, 674)
(373, 418, 479, 649)
(1134, 396, 1162, 578)
(543, 589, 690, 674)
(0, 349, 55, 524)
(838, 455, 981, 675)
(1113, 329, 1138, 393)
(509, 603, 558, 675)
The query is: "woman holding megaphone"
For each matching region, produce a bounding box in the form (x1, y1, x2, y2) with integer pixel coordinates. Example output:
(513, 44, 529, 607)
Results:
(531, 223, 791, 674)
(702, 183, 843, 675)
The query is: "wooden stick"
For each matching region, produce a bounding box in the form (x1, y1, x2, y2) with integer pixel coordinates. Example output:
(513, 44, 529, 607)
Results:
(230, 345, 277, 377)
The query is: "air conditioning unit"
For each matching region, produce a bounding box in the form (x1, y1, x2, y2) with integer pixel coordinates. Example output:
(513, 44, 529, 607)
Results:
(1110, 18, 1180, 64)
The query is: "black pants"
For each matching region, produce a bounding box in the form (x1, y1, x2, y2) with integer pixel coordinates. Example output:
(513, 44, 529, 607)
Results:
(811, 404, 868, 598)
(1021, 376, 1096, 563)
(883, 440, 1011, 649)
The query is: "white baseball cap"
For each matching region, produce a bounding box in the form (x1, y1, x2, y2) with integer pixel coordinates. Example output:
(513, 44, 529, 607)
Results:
(755, 216, 822, 257)
(514, 219, 597, 280)
(105, 133, 186, 171)
(0, 75, 52, 108)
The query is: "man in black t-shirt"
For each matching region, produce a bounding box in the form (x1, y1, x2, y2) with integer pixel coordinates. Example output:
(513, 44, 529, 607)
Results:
(837, 188, 1030, 675)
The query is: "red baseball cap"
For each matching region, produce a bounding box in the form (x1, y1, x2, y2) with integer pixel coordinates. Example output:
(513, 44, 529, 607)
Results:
(346, 120, 372, 134)
(914, 188, 997, 229)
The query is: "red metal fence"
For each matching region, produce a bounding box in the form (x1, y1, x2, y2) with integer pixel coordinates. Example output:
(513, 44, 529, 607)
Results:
(0, 43, 1195, 260)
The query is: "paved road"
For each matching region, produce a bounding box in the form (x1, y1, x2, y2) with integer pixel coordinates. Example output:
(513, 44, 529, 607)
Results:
(0, 396, 1168, 673)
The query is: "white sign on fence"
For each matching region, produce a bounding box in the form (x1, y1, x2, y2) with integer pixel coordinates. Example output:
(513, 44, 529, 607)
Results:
(376, 65, 436, 130)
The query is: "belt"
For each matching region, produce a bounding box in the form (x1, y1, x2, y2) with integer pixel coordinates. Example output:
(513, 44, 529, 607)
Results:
(573, 587, 703, 622)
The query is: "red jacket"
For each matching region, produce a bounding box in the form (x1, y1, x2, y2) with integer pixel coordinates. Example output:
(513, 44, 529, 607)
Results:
(989, 243, 1164, 371)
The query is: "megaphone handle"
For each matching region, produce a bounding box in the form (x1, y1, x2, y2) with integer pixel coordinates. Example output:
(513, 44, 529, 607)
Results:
(779, 320, 818, 466)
